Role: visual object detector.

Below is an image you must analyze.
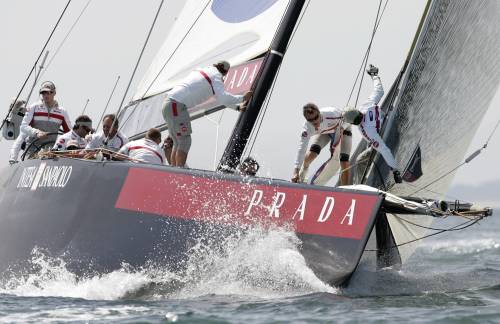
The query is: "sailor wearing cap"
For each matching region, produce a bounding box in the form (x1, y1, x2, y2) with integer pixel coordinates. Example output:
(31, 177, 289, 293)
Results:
(118, 128, 166, 165)
(162, 60, 253, 167)
(292, 103, 352, 186)
(342, 65, 402, 184)
(53, 115, 93, 150)
(11, 81, 72, 160)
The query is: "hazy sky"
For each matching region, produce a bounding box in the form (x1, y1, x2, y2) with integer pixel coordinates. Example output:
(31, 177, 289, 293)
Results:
(1, 1, 499, 200)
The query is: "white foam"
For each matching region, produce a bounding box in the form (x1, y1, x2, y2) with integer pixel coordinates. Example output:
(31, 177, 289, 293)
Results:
(1, 226, 337, 301)
(419, 238, 500, 255)
(175, 226, 336, 299)
(0, 249, 152, 300)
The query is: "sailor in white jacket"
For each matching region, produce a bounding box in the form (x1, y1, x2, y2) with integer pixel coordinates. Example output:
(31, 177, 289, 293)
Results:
(10, 81, 72, 161)
(119, 128, 166, 165)
(86, 114, 128, 152)
(53, 115, 93, 150)
(292, 103, 352, 185)
(162, 60, 252, 167)
(342, 65, 402, 183)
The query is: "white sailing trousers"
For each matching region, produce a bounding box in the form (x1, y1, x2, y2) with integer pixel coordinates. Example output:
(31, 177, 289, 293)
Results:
(359, 123, 397, 170)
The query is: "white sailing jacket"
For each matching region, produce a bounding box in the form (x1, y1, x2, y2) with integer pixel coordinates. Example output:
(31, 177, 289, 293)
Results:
(169, 66, 243, 109)
(20, 100, 71, 139)
(53, 130, 88, 150)
(119, 138, 165, 165)
(294, 106, 345, 168)
(86, 130, 128, 151)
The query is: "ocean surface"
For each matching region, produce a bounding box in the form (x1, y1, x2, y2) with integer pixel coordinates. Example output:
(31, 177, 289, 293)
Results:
(0, 211, 498, 323)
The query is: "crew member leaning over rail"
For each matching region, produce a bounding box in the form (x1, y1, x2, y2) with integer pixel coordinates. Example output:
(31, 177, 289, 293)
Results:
(119, 128, 166, 165)
(292, 103, 352, 186)
(162, 60, 252, 167)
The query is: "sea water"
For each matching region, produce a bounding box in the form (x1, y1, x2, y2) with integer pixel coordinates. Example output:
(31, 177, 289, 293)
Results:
(0, 212, 499, 323)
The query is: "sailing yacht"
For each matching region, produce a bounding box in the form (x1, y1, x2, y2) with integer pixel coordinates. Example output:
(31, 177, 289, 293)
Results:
(0, 0, 498, 287)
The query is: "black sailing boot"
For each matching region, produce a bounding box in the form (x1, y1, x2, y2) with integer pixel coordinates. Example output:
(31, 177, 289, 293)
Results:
(393, 170, 403, 184)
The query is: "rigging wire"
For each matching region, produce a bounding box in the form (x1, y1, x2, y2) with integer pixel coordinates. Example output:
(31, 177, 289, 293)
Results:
(96, 76, 121, 131)
(353, 0, 383, 108)
(364, 214, 483, 251)
(0, 0, 72, 133)
(106, 0, 165, 144)
(138, 0, 212, 101)
(39, 0, 93, 81)
(245, 0, 312, 158)
(345, 0, 389, 108)
(365, 115, 500, 248)
(408, 116, 500, 197)
(81, 98, 90, 115)
(204, 110, 226, 169)
(23, 51, 50, 107)
(117, 0, 211, 134)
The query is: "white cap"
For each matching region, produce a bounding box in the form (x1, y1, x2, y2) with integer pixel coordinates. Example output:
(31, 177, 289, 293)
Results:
(40, 81, 56, 93)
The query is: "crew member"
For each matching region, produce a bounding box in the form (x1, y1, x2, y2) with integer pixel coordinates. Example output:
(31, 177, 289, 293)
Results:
(86, 114, 128, 151)
(238, 156, 260, 176)
(342, 64, 402, 183)
(11, 81, 72, 161)
(119, 128, 165, 165)
(162, 135, 174, 165)
(162, 60, 252, 167)
(292, 103, 352, 186)
(53, 115, 93, 150)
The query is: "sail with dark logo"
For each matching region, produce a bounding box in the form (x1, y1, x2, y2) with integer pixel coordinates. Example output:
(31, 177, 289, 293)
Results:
(402, 145, 423, 182)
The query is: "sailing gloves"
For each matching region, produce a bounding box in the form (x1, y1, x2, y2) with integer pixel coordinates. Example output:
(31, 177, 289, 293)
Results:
(366, 64, 379, 77)
(393, 170, 403, 184)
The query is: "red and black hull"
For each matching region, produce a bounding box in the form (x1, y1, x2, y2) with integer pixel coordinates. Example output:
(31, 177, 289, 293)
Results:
(0, 158, 383, 286)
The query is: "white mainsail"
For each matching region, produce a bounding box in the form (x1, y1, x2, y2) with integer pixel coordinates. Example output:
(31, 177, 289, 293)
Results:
(133, 0, 289, 101)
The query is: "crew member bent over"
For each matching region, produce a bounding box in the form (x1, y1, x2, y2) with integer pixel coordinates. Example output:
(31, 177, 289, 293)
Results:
(53, 115, 93, 150)
(119, 128, 166, 165)
(342, 65, 402, 184)
(162, 60, 252, 167)
(292, 103, 352, 186)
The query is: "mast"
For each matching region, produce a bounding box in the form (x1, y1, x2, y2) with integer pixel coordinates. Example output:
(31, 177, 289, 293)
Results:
(217, 0, 306, 171)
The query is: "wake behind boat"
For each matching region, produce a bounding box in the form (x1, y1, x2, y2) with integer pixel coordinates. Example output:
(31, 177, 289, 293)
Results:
(0, 0, 498, 287)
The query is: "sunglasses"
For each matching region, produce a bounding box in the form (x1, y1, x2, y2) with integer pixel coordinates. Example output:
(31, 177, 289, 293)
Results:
(40, 91, 54, 95)
(305, 113, 320, 123)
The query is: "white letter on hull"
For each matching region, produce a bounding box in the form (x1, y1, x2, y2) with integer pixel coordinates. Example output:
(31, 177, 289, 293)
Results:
(268, 192, 286, 218)
(30, 162, 47, 191)
(245, 190, 263, 215)
(292, 194, 307, 220)
(340, 199, 356, 225)
(317, 197, 335, 222)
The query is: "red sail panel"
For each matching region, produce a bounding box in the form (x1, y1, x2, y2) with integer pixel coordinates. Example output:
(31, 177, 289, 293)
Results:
(224, 58, 264, 94)
(115, 168, 382, 239)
